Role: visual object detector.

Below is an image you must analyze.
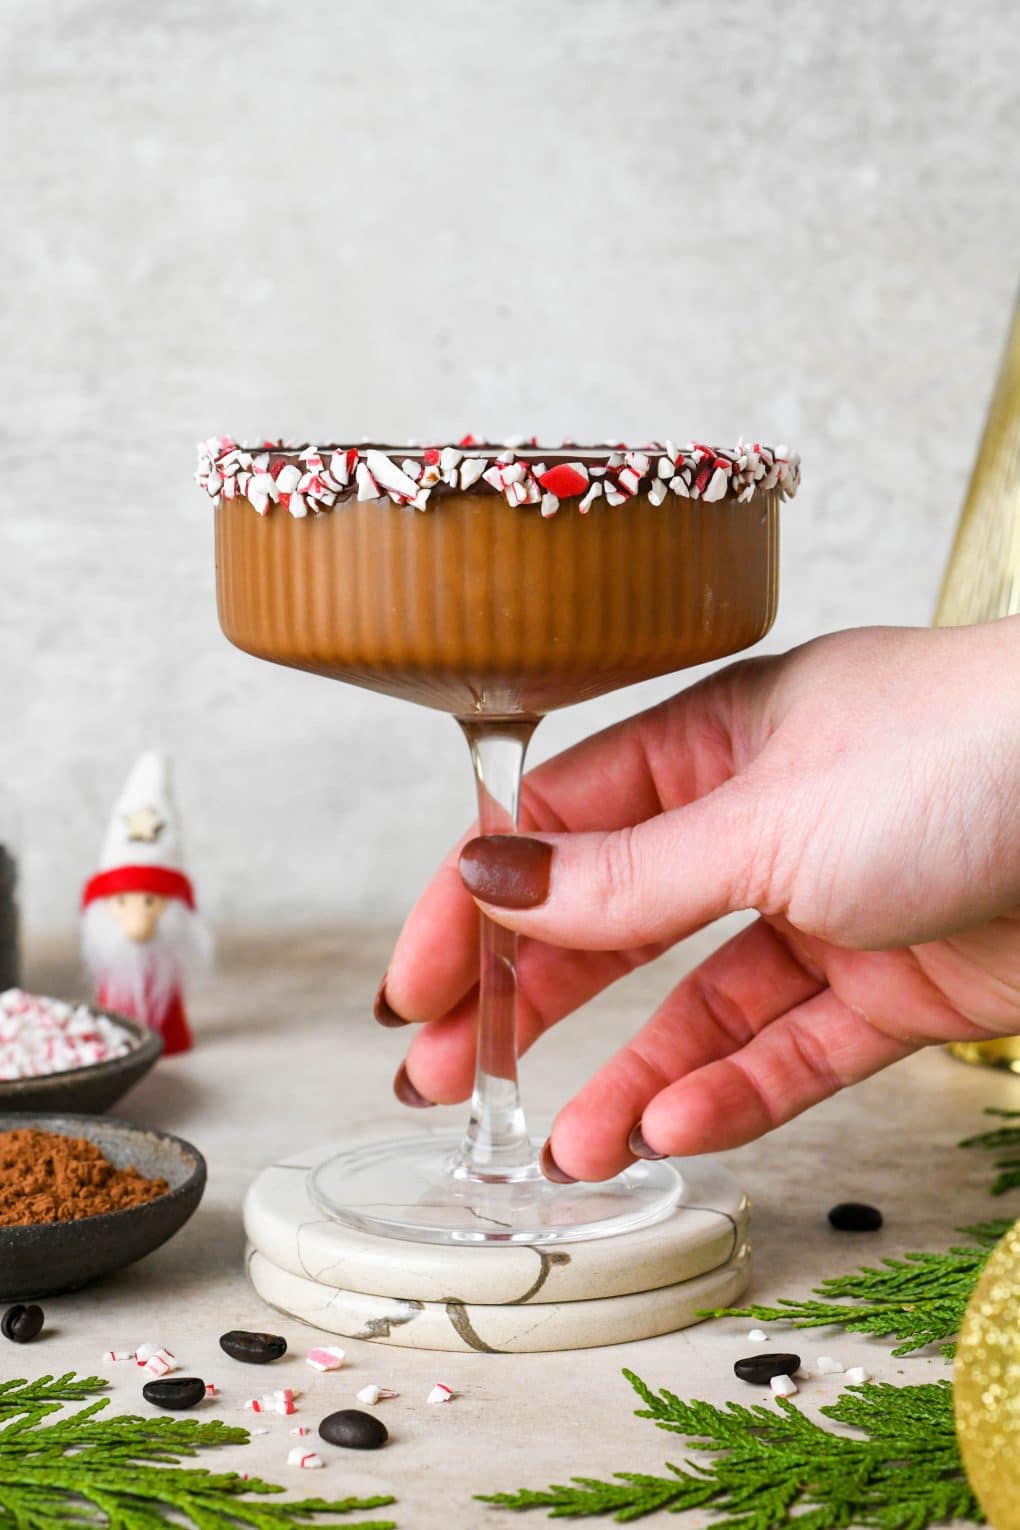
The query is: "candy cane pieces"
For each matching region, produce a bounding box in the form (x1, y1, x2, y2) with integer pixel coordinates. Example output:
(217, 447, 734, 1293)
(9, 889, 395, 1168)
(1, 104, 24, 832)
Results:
(537, 463, 589, 498)
(356, 1384, 399, 1405)
(244, 1387, 299, 1416)
(195, 438, 802, 517)
(287, 1446, 325, 1469)
(305, 1346, 345, 1372)
(138, 1348, 176, 1378)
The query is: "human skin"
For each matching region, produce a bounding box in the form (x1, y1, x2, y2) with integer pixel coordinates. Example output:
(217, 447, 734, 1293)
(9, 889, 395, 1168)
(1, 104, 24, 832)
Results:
(380, 618, 1020, 1183)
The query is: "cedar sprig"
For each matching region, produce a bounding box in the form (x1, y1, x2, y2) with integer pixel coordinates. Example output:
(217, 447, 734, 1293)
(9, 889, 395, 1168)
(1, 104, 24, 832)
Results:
(699, 1218, 1010, 1357)
(959, 1107, 1020, 1194)
(478, 1369, 980, 1527)
(0, 1374, 396, 1529)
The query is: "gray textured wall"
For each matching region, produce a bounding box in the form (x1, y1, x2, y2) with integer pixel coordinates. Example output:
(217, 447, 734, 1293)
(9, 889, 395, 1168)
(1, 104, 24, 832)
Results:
(2, 0, 1018, 937)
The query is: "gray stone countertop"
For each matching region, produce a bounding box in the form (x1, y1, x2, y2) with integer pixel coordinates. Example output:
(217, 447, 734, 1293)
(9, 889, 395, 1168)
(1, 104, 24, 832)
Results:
(21, 923, 1016, 1529)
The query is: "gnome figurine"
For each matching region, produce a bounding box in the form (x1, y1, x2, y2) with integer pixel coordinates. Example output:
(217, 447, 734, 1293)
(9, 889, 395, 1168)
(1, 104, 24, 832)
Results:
(81, 753, 211, 1055)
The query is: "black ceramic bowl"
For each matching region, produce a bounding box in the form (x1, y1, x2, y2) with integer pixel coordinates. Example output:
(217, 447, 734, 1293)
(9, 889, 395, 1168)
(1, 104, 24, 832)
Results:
(0, 1113, 206, 1299)
(0, 1009, 162, 1115)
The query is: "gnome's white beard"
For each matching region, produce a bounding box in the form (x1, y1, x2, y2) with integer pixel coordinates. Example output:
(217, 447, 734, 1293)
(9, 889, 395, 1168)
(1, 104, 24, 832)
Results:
(82, 900, 213, 1020)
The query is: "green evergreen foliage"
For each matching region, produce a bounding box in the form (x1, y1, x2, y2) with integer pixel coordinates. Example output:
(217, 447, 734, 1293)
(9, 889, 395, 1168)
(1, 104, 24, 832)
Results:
(0, 1373, 396, 1529)
(479, 1370, 979, 1527)
(959, 1107, 1020, 1194)
(701, 1220, 1011, 1357)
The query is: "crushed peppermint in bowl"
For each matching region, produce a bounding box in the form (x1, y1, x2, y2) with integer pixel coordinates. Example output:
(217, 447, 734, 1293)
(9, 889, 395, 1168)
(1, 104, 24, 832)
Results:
(0, 990, 135, 1080)
(0, 991, 161, 1116)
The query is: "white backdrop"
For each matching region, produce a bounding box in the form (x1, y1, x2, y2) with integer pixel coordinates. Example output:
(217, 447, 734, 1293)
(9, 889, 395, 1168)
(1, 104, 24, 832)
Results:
(2, 0, 1018, 937)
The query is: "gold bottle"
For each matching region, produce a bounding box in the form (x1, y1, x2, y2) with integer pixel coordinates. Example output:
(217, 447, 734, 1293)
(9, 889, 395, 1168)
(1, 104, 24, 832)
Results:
(939, 288, 1020, 1070)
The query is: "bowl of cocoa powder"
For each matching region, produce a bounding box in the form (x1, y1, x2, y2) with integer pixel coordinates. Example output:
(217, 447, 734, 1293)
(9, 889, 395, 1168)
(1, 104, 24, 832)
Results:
(0, 1114, 206, 1299)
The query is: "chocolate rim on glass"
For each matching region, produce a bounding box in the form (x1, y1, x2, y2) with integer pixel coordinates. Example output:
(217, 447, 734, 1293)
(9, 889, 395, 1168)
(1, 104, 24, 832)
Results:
(202, 437, 799, 1245)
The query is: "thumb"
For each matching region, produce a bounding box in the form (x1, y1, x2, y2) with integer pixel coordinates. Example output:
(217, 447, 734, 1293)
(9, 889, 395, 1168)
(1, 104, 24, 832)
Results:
(458, 779, 759, 950)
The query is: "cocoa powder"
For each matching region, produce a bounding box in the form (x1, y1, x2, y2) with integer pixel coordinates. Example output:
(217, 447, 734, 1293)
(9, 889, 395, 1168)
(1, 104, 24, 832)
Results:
(0, 1128, 169, 1226)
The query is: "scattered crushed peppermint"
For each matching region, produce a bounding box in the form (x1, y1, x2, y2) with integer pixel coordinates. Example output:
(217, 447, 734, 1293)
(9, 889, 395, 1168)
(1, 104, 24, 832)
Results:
(305, 1346, 345, 1372)
(817, 1356, 846, 1375)
(197, 437, 800, 518)
(244, 1388, 298, 1416)
(356, 1384, 398, 1405)
(286, 1446, 324, 1469)
(138, 1347, 176, 1378)
(0, 990, 134, 1081)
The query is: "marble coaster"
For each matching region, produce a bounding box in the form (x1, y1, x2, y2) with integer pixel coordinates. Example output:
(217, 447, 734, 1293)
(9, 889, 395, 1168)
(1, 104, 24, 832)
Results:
(245, 1147, 748, 1305)
(246, 1242, 751, 1353)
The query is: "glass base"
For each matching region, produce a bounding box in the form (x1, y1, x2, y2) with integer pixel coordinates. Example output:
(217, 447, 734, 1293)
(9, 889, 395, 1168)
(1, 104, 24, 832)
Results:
(308, 1130, 685, 1246)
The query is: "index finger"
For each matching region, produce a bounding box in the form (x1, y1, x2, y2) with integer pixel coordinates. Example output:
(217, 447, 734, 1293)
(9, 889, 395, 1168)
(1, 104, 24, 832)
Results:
(384, 672, 742, 1024)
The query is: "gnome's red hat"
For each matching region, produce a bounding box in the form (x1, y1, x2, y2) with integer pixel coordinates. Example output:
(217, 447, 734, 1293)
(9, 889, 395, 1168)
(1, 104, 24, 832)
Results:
(82, 864, 195, 910)
(81, 753, 196, 912)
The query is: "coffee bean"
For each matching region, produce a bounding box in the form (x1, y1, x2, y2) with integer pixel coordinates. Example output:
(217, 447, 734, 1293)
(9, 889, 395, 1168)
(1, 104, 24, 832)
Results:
(828, 1202, 883, 1232)
(319, 1408, 389, 1450)
(142, 1376, 207, 1411)
(219, 1330, 287, 1364)
(733, 1353, 801, 1385)
(1, 1303, 44, 1343)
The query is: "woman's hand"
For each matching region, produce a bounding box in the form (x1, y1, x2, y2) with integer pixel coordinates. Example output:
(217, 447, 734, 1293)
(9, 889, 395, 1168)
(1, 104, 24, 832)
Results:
(378, 618, 1020, 1182)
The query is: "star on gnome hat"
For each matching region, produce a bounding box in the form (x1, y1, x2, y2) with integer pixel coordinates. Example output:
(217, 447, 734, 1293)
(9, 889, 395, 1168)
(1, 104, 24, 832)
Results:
(81, 752, 211, 1056)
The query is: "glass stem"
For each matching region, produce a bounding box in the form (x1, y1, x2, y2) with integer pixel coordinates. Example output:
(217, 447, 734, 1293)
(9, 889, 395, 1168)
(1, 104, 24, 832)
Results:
(456, 716, 540, 1180)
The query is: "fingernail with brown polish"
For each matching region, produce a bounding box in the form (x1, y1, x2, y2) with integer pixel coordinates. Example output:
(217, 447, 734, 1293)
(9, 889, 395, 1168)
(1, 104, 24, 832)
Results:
(540, 1138, 577, 1184)
(393, 1062, 435, 1108)
(374, 974, 409, 1028)
(628, 1125, 666, 1161)
(459, 835, 553, 909)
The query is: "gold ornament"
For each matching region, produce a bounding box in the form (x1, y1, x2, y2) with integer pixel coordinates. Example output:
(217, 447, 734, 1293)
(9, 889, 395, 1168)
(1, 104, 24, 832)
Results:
(954, 1217, 1020, 1525)
(937, 286, 1020, 1072)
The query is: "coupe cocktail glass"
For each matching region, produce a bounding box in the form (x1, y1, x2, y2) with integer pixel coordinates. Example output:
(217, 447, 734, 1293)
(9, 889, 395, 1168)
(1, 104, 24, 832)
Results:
(206, 440, 796, 1245)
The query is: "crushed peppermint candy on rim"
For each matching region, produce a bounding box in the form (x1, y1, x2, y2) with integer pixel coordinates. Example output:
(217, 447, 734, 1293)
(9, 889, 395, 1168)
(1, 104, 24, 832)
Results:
(0, 990, 135, 1081)
(197, 438, 800, 518)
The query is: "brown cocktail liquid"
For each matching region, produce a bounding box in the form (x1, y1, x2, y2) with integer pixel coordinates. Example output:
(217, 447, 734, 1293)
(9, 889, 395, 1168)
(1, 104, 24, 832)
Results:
(216, 491, 780, 717)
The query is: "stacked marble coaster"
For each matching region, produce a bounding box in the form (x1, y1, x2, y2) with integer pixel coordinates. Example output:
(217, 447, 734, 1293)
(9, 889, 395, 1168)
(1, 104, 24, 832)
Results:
(244, 1146, 751, 1354)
